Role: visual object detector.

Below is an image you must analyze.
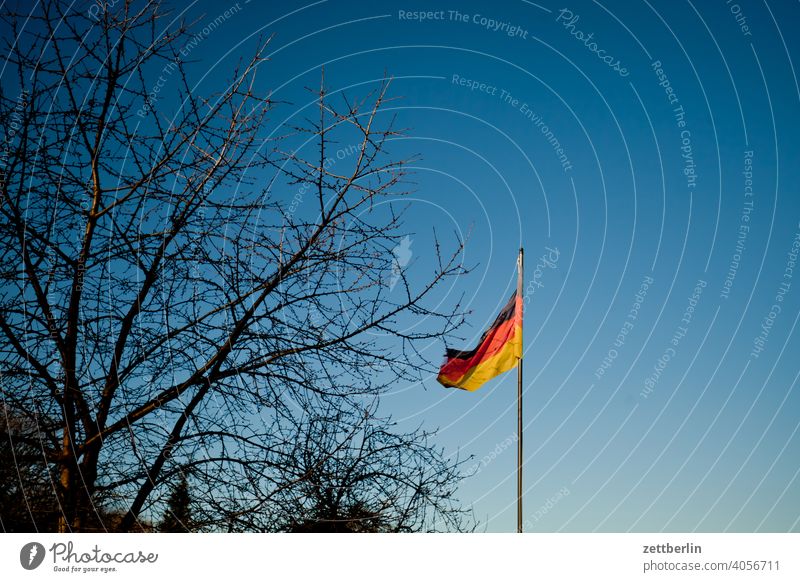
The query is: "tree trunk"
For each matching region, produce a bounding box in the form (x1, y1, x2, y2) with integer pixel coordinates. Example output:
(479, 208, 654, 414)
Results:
(57, 456, 75, 532)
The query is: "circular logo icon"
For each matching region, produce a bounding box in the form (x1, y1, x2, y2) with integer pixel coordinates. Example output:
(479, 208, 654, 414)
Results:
(20, 542, 46, 570)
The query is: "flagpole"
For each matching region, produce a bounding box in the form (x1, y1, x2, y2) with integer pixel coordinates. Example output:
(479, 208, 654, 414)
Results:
(517, 247, 524, 533)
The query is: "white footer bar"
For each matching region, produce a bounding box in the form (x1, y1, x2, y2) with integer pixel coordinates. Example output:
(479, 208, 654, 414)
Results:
(2, 533, 797, 581)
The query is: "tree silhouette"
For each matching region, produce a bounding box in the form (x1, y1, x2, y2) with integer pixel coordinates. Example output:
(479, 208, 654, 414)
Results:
(159, 474, 192, 533)
(0, 0, 468, 532)
(265, 405, 474, 533)
(0, 408, 59, 532)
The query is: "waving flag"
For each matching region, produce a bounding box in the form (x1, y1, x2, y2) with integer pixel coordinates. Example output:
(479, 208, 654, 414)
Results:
(437, 290, 522, 391)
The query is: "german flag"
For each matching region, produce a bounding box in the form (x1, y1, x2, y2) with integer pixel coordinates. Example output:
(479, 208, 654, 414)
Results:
(437, 291, 522, 391)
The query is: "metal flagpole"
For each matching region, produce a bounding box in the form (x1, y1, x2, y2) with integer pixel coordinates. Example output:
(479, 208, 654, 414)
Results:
(517, 247, 524, 533)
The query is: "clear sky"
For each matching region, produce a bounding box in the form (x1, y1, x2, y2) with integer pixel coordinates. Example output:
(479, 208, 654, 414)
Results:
(95, 0, 800, 532)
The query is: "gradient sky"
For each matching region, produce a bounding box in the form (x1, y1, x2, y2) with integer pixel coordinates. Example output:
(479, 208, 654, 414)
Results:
(36, 0, 800, 532)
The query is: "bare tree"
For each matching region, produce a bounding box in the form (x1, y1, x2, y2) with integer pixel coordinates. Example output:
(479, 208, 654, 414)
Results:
(273, 405, 474, 533)
(0, 0, 467, 532)
(184, 397, 474, 533)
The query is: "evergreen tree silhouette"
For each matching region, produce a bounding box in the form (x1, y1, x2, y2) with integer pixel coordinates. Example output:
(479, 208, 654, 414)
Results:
(160, 475, 191, 533)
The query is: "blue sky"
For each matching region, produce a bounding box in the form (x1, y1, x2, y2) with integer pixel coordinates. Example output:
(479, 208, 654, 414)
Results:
(123, 0, 800, 531)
